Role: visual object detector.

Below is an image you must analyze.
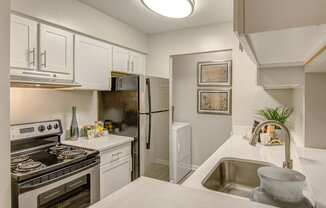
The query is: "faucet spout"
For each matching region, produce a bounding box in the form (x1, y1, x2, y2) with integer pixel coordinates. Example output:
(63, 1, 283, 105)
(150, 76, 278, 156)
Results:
(249, 120, 293, 169)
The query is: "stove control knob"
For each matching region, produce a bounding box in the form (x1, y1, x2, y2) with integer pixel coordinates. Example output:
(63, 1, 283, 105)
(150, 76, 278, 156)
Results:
(53, 123, 59, 129)
(38, 125, 45, 132)
(47, 124, 52, 130)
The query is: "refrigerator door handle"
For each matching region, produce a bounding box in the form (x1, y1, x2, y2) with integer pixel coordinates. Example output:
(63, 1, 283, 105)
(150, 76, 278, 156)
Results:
(146, 78, 152, 149)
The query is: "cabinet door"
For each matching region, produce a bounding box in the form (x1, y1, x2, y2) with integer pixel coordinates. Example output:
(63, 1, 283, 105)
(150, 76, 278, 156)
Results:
(39, 24, 74, 79)
(75, 35, 112, 90)
(100, 158, 131, 199)
(10, 15, 38, 70)
(112, 46, 130, 73)
(130, 52, 146, 75)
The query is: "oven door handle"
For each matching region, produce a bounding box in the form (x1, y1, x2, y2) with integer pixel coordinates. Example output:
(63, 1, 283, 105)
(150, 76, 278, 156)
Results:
(19, 158, 99, 193)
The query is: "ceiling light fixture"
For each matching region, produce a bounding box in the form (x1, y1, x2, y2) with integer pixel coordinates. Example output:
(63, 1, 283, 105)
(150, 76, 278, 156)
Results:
(141, 0, 195, 19)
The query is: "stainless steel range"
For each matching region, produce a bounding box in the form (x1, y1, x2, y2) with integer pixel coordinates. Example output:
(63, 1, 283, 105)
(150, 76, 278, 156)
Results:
(11, 120, 100, 208)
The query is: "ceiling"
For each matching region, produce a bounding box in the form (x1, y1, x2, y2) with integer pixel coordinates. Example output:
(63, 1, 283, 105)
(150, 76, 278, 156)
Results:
(78, 0, 233, 34)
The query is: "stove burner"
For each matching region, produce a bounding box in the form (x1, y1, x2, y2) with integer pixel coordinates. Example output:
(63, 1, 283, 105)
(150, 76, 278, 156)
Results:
(11, 155, 30, 165)
(58, 149, 87, 160)
(14, 161, 46, 173)
(49, 145, 69, 152)
(48, 145, 73, 155)
(18, 161, 41, 170)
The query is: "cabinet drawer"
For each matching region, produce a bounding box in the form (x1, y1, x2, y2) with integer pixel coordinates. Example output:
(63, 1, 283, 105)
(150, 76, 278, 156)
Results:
(100, 157, 131, 199)
(100, 143, 131, 165)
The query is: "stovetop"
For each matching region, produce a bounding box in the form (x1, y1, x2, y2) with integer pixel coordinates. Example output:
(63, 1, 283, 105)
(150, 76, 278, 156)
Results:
(11, 144, 99, 182)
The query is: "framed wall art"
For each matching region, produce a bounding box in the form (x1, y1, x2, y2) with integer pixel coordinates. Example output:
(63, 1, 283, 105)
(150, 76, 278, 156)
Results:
(197, 60, 232, 86)
(197, 88, 231, 115)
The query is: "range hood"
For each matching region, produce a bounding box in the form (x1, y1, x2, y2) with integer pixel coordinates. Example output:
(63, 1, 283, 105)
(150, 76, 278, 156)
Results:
(10, 75, 81, 89)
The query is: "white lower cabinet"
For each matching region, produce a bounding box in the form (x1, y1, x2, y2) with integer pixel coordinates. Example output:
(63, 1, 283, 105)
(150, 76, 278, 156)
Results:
(100, 143, 132, 199)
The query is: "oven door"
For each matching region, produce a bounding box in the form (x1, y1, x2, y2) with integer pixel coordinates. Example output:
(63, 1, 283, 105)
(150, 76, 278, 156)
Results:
(17, 164, 100, 208)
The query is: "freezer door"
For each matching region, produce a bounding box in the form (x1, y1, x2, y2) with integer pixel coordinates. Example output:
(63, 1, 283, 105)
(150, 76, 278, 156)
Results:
(139, 111, 170, 179)
(139, 76, 169, 113)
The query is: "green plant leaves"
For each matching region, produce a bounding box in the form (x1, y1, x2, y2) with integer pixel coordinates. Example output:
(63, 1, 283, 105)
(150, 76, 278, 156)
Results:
(258, 107, 293, 124)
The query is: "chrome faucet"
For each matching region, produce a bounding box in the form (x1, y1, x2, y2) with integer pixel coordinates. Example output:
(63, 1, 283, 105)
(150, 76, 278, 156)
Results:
(249, 120, 293, 169)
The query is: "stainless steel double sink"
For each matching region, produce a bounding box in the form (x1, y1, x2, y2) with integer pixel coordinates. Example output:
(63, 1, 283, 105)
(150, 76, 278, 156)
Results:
(202, 158, 273, 198)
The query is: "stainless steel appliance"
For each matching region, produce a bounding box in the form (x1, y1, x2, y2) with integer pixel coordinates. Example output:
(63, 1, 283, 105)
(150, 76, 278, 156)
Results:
(99, 75, 170, 181)
(11, 120, 100, 208)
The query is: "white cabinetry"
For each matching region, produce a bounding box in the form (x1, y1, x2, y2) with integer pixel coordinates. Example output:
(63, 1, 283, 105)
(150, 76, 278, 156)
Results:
(39, 24, 74, 80)
(10, 15, 38, 70)
(130, 52, 146, 75)
(10, 15, 74, 82)
(112, 46, 130, 73)
(113, 46, 145, 75)
(75, 35, 112, 90)
(100, 143, 132, 199)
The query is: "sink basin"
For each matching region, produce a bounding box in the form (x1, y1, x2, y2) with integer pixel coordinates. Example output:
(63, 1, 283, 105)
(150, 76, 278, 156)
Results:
(202, 158, 273, 198)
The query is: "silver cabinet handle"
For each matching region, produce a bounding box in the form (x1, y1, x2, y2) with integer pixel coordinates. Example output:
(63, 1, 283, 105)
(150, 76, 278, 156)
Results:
(30, 48, 35, 66)
(127, 59, 130, 72)
(132, 61, 134, 72)
(41, 51, 47, 68)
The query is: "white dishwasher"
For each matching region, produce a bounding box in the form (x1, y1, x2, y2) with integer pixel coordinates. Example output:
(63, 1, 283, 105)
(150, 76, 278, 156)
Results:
(170, 122, 192, 183)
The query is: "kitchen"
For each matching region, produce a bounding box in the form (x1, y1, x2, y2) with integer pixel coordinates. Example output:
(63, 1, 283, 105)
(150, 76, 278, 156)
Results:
(1, 0, 326, 208)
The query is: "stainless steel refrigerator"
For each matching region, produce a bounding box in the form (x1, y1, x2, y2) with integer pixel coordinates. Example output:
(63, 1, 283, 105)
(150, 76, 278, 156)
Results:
(99, 75, 170, 181)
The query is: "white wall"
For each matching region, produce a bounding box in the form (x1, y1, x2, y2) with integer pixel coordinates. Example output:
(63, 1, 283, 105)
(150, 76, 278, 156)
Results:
(11, 89, 98, 138)
(172, 51, 233, 165)
(147, 23, 234, 78)
(0, 0, 11, 206)
(148, 23, 295, 127)
(293, 86, 305, 146)
(148, 23, 295, 165)
(304, 73, 326, 148)
(11, 0, 148, 53)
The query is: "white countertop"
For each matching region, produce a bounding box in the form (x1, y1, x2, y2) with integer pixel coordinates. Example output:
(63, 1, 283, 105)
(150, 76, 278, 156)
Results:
(183, 134, 304, 189)
(296, 146, 326, 208)
(87, 133, 326, 208)
(183, 134, 323, 207)
(61, 135, 134, 152)
(90, 177, 273, 208)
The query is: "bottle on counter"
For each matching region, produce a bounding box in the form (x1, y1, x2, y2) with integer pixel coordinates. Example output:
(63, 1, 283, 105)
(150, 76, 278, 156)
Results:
(70, 106, 79, 140)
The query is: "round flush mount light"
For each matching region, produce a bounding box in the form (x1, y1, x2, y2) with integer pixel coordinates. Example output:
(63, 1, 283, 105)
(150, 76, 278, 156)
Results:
(141, 0, 195, 19)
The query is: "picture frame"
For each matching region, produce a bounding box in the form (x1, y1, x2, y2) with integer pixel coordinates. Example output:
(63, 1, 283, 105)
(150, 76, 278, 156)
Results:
(197, 88, 232, 115)
(197, 60, 232, 86)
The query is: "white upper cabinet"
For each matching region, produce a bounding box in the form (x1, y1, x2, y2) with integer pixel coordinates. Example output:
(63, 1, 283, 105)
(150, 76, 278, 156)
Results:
(234, 0, 326, 70)
(112, 46, 130, 73)
(129, 52, 146, 75)
(75, 35, 112, 90)
(10, 15, 38, 70)
(113, 46, 146, 75)
(39, 24, 74, 79)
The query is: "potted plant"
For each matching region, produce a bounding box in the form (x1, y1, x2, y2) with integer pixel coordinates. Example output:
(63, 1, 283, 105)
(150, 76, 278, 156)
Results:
(257, 107, 293, 142)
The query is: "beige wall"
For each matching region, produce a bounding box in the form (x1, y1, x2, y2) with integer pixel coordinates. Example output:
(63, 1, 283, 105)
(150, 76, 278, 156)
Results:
(0, 0, 11, 206)
(305, 73, 326, 148)
(11, 0, 148, 53)
(172, 51, 233, 165)
(11, 89, 98, 138)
